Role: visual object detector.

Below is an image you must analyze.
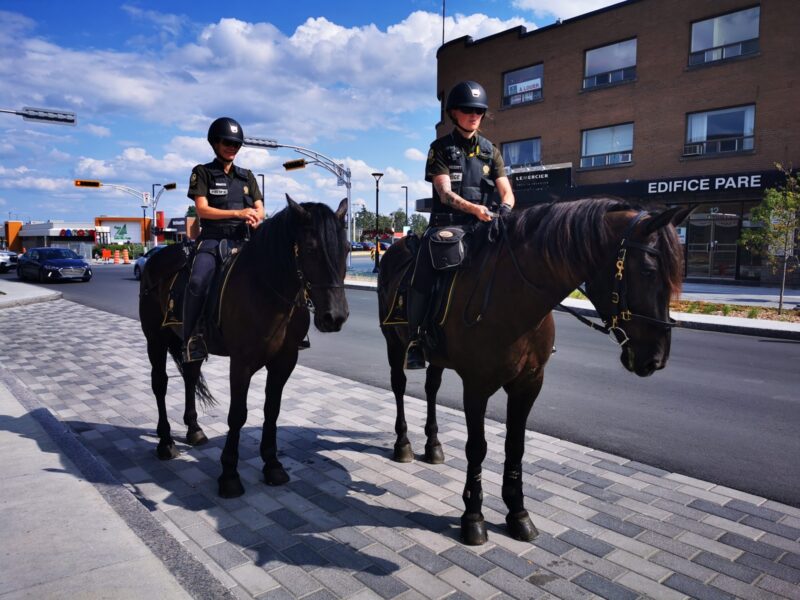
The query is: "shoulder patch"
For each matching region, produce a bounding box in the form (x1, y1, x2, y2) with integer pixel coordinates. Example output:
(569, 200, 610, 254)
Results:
(427, 148, 434, 163)
(190, 172, 197, 186)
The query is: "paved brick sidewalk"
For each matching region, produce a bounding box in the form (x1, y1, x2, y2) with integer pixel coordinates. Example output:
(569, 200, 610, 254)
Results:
(1, 300, 799, 599)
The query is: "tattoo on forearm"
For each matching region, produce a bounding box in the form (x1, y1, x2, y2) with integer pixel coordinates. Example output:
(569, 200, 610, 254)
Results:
(434, 177, 475, 213)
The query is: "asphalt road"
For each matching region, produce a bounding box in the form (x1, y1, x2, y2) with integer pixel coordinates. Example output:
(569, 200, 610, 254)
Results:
(4, 264, 799, 507)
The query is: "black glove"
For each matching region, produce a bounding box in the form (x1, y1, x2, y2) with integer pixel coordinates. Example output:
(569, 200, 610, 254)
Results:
(498, 203, 512, 218)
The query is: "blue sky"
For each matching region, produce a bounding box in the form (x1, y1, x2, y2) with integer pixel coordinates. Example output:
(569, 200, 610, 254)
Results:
(0, 0, 617, 224)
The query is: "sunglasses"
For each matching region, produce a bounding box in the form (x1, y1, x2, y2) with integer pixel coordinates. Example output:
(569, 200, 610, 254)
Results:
(457, 107, 486, 115)
(219, 139, 242, 149)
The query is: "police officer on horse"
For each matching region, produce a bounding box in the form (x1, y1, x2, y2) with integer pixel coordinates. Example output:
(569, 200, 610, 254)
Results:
(183, 117, 264, 363)
(404, 81, 515, 369)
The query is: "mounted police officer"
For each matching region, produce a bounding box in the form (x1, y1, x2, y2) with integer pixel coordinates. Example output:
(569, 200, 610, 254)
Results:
(404, 81, 515, 369)
(183, 117, 264, 363)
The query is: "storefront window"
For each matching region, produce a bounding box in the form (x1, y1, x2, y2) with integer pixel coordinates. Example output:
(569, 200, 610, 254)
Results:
(502, 137, 541, 168)
(502, 64, 543, 107)
(584, 38, 637, 89)
(690, 7, 760, 66)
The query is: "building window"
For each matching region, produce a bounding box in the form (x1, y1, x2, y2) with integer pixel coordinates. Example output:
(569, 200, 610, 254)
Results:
(689, 6, 760, 66)
(583, 38, 637, 89)
(684, 105, 755, 156)
(580, 123, 633, 168)
(502, 137, 541, 169)
(502, 64, 543, 107)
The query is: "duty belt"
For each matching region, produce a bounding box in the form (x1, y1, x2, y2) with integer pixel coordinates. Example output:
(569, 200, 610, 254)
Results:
(430, 213, 475, 227)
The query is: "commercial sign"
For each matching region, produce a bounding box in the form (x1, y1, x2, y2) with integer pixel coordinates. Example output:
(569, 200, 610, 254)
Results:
(510, 163, 572, 192)
(646, 173, 764, 195)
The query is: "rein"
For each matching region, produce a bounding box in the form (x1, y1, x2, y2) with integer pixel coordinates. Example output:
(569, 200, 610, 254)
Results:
(463, 210, 676, 346)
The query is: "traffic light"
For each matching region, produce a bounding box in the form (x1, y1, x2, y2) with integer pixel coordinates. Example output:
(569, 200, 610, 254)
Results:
(283, 159, 307, 171)
(163, 182, 177, 190)
(74, 180, 102, 187)
(20, 107, 77, 125)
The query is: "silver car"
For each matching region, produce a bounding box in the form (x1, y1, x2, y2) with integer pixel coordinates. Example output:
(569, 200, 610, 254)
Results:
(0, 249, 19, 273)
(133, 245, 168, 280)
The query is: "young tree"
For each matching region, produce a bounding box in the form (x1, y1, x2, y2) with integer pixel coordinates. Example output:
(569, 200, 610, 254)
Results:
(739, 163, 800, 314)
(185, 205, 197, 218)
(410, 213, 429, 236)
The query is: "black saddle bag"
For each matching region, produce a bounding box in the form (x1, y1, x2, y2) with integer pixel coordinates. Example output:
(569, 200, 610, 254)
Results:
(429, 226, 467, 271)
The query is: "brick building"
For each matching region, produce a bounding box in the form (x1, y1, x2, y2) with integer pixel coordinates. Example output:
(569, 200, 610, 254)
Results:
(433, 0, 799, 284)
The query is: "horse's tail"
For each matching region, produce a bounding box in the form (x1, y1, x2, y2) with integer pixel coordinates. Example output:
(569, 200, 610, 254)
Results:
(167, 345, 218, 409)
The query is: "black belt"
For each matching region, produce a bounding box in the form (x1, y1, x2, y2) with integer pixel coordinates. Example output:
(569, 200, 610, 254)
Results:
(429, 213, 476, 227)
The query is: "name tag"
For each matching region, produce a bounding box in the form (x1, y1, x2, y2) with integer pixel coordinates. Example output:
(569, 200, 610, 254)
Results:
(209, 189, 227, 196)
(450, 173, 462, 182)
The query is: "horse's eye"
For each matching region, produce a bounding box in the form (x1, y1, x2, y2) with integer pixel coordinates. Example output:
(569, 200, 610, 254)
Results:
(641, 268, 656, 277)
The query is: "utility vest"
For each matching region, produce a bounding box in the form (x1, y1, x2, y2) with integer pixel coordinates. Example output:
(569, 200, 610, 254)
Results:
(198, 162, 254, 239)
(430, 132, 495, 216)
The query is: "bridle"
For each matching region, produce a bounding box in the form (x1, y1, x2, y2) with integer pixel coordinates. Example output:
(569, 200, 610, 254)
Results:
(293, 242, 345, 313)
(559, 211, 677, 346)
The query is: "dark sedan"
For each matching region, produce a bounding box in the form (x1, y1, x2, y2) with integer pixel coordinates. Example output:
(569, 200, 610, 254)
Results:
(17, 247, 92, 283)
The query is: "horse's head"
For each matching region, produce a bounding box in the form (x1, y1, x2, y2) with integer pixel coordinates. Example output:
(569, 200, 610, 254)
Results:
(287, 195, 350, 332)
(585, 206, 692, 377)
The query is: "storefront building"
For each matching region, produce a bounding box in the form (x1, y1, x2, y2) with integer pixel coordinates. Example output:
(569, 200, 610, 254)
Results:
(434, 0, 800, 285)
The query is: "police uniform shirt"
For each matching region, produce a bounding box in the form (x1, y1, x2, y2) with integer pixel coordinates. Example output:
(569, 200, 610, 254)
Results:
(425, 129, 506, 183)
(187, 159, 263, 202)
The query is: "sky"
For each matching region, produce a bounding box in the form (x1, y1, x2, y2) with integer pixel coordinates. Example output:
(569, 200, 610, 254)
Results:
(0, 0, 619, 224)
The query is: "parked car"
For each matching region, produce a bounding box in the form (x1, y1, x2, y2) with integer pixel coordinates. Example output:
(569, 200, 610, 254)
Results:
(133, 244, 169, 280)
(0, 249, 18, 273)
(16, 247, 92, 282)
(360, 241, 375, 251)
(350, 241, 366, 251)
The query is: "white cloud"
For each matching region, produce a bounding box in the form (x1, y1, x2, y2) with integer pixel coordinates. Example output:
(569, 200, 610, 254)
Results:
(404, 148, 427, 161)
(86, 124, 111, 137)
(0, 176, 74, 191)
(511, 0, 619, 21)
(76, 157, 116, 179)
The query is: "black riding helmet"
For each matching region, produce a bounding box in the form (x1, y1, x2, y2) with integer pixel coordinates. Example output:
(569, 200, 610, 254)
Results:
(207, 117, 244, 145)
(445, 81, 489, 111)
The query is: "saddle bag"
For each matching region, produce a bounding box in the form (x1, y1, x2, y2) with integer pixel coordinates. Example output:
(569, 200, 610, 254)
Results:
(429, 226, 467, 271)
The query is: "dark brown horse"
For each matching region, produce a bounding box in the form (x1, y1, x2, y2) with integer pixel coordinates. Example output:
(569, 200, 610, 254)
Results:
(378, 198, 690, 545)
(139, 196, 349, 497)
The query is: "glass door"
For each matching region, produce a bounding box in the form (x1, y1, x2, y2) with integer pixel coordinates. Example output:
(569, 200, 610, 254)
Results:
(686, 205, 740, 279)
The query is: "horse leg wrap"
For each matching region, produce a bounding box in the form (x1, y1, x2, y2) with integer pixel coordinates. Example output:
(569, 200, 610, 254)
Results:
(462, 470, 484, 515)
(502, 463, 525, 515)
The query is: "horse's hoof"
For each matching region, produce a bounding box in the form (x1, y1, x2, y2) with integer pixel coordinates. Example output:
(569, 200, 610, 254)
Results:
(218, 476, 245, 498)
(263, 465, 290, 486)
(460, 515, 488, 546)
(156, 443, 180, 460)
(393, 442, 414, 463)
(186, 429, 208, 446)
(424, 443, 445, 464)
(506, 511, 539, 542)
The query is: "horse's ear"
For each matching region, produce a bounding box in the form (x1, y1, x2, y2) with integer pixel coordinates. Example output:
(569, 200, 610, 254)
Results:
(643, 206, 692, 235)
(335, 198, 348, 225)
(286, 194, 311, 224)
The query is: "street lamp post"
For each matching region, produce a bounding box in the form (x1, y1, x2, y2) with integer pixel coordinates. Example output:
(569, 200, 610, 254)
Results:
(371, 172, 383, 273)
(243, 136, 353, 265)
(257, 173, 265, 209)
(401, 185, 409, 229)
(151, 183, 177, 244)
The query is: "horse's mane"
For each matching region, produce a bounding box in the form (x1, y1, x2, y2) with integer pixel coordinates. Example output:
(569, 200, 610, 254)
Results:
(247, 202, 345, 281)
(508, 197, 684, 298)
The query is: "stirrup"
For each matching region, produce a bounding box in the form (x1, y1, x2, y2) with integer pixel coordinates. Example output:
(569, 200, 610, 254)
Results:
(183, 335, 207, 363)
(404, 340, 426, 370)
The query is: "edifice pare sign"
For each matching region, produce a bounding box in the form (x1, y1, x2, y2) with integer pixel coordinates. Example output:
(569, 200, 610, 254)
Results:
(647, 174, 762, 194)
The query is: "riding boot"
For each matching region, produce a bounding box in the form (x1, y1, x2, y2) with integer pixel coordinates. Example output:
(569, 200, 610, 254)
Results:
(182, 288, 207, 363)
(404, 288, 429, 370)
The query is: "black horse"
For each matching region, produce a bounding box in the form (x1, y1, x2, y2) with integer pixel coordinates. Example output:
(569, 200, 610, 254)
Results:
(139, 196, 349, 497)
(378, 198, 690, 545)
